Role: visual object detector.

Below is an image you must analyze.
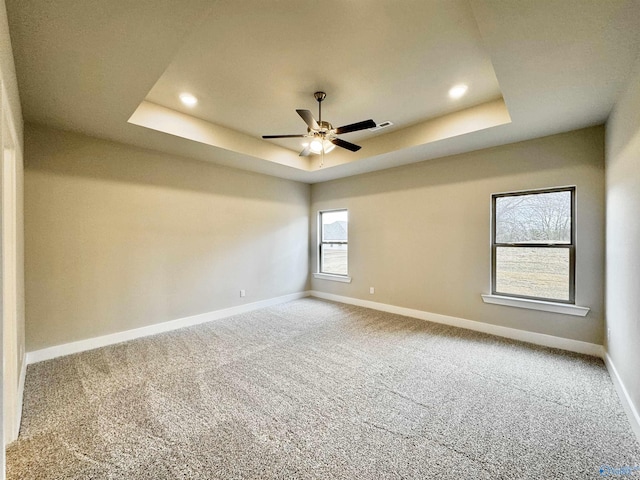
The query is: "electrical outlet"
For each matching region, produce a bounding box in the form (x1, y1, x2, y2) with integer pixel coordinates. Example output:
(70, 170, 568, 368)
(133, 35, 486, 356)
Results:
(240, 289, 246, 298)
(369, 287, 375, 294)
(607, 328, 611, 340)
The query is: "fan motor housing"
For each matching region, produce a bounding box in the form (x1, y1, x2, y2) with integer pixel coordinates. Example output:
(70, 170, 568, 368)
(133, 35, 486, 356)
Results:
(308, 121, 335, 137)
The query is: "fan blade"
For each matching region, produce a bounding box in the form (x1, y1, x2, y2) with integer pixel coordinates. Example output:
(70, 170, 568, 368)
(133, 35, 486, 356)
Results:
(330, 138, 361, 152)
(335, 119, 376, 135)
(299, 146, 311, 157)
(296, 109, 320, 130)
(262, 134, 307, 139)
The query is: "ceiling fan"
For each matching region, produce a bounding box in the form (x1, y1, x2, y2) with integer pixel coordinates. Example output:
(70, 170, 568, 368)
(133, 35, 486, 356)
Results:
(262, 92, 376, 157)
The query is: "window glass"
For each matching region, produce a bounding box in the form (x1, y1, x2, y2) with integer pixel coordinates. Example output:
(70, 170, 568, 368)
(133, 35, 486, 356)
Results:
(320, 244, 348, 275)
(321, 210, 348, 242)
(495, 247, 570, 300)
(495, 190, 571, 244)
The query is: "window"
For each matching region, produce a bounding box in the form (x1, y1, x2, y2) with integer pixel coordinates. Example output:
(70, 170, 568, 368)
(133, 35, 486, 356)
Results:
(319, 209, 348, 276)
(491, 187, 575, 303)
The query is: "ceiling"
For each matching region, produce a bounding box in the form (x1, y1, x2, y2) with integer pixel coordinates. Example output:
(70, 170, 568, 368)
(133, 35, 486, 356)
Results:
(6, 0, 640, 183)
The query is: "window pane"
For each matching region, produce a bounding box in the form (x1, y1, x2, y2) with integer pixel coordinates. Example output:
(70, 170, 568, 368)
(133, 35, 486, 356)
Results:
(321, 210, 348, 242)
(495, 191, 571, 244)
(321, 244, 348, 275)
(495, 247, 570, 301)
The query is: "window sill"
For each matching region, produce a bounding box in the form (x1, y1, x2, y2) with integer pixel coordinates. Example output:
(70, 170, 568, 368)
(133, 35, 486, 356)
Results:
(481, 294, 590, 317)
(313, 273, 352, 283)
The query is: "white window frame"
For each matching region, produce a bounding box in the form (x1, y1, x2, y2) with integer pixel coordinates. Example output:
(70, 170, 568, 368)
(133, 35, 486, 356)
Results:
(313, 209, 352, 283)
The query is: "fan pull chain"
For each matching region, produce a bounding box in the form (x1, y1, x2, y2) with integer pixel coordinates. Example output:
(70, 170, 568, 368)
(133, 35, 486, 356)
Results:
(318, 94, 323, 167)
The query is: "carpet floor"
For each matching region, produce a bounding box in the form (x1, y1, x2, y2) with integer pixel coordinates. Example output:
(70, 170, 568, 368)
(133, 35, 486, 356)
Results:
(7, 298, 640, 479)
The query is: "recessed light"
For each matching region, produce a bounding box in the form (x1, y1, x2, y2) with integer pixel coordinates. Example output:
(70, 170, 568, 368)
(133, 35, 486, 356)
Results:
(179, 93, 198, 107)
(449, 84, 468, 99)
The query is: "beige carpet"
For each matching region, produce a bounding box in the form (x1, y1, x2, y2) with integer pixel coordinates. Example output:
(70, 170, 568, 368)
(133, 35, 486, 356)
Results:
(7, 298, 640, 479)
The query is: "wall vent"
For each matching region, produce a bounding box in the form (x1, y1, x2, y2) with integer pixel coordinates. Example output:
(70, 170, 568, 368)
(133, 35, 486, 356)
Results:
(369, 120, 394, 132)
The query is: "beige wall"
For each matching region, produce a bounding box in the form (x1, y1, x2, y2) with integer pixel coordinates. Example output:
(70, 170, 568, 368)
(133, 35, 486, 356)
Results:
(605, 58, 640, 425)
(311, 127, 605, 344)
(24, 124, 310, 351)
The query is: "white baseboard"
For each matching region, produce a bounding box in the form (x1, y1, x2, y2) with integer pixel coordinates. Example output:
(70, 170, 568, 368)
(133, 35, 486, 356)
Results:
(310, 291, 604, 358)
(604, 353, 640, 445)
(22, 291, 636, 444)
(26, 291, 311, 365)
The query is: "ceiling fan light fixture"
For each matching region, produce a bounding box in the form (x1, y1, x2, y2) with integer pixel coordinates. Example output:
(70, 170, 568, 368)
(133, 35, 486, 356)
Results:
(309, 138, 323, 153)
(309, 138, 335, 154)
(262, 92, 375, 157)
(323, 141, 336, 153)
